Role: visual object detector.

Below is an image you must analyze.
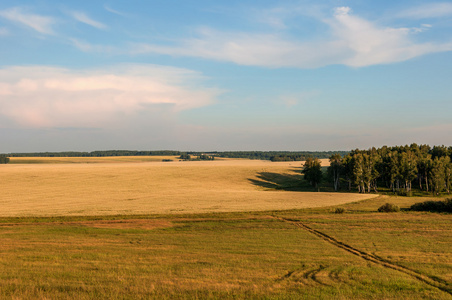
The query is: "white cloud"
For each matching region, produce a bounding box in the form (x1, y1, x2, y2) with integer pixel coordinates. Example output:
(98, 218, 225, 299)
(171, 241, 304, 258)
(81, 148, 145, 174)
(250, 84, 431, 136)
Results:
(334, 6, 351, 16)
(71, 11, 107, 30)
(0, 7, 55, 34)
(0, 65, 221, 128)
(398, 2, 452, 19)
(133, 6, 452, 68)
(131, 30, 344, 68)
(328, 6, 451, 67)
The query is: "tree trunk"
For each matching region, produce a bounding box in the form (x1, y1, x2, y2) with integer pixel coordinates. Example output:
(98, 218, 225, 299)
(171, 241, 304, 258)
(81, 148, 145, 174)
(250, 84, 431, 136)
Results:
(424, 172, 429, 192)
(333, 170, 339, 191)
(419, 175, 422, 190)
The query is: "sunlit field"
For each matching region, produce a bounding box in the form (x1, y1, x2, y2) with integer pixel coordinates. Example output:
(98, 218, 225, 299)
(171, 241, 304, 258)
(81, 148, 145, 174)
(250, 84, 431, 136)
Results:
(0, 157, 376, 217)
(1, 197, 451, 299)
(0, 157, 451, 298)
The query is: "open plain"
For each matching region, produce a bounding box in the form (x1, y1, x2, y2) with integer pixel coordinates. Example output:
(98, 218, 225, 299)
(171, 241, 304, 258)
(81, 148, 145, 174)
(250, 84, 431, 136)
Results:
(0, 157, 375, 217)
(0, 157, 450, 299)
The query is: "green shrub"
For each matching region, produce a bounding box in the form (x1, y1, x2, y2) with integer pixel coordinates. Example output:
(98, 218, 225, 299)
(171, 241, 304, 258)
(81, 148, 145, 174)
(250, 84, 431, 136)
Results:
(0, 156, 9, 164)
(410, 199, 452, 213)
(332, 207, 346, 214)
(378, 203, 400, 213)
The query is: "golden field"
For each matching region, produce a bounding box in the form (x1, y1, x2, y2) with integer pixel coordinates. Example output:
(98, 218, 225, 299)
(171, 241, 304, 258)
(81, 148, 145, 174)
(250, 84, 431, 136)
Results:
(0, 157, 376, 217)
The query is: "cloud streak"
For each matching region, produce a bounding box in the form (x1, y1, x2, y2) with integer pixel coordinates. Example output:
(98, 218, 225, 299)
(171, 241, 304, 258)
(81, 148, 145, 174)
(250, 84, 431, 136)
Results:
(69, 38, 116, 53)
(0, 7, 55, 34)
(0, 65, 221, 128)
(0, 27, 9, 36)
(71, 11, 107, 30)
(104, 4, 127, 17)
(398, 2, 452, 19)
(133, 6, 452, 68)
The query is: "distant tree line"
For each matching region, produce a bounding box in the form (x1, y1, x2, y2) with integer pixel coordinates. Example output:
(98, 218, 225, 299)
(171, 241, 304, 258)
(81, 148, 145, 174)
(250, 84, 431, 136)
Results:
(3, 150, 348, 160)
(7, 150, 182, 157)
(0, 155, 9, 164)
(326, 144, 452, 195)
(215, 151, 349, 161)
(179, 153, 215, 161)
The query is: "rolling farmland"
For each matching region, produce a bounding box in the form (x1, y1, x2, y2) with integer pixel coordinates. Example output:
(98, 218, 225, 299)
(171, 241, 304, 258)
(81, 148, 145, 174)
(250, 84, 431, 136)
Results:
(0, 157, 450, 299)
(0, 157, 375, 217)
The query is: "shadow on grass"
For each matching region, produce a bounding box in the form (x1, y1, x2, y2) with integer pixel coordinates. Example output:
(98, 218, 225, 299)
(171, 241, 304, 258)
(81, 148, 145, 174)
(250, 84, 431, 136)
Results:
(249, 172, 315, 191)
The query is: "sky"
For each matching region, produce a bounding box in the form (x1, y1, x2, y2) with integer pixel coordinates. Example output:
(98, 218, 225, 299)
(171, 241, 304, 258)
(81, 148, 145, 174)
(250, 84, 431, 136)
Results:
(1, 0, 452, 152)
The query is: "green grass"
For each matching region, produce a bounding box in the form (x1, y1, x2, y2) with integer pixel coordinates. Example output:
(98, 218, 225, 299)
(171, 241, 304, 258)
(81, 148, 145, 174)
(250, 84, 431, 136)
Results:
(1, 196, 451, 299)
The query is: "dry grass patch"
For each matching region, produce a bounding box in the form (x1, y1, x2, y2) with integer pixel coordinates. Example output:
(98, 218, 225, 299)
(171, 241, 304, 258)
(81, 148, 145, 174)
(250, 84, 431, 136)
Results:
(65, 219, 174, 230)
(1, 212, 449, 299)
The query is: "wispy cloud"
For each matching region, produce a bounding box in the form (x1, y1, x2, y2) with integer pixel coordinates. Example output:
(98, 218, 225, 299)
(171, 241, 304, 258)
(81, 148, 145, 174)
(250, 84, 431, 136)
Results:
(132, 6, 452, 68)
(328, 7, 451, 67)
(276, 91, 319, 108)
(398, 2, 452, 19)
(253, 4, 324, 29)
(69, 38, 116, 53)
(0, 65, 221, 128)
(0, 7, 55, 35)
(71, 11, 107, 30)
(104, 4, 127, 17)
(0, 27, 9, 36)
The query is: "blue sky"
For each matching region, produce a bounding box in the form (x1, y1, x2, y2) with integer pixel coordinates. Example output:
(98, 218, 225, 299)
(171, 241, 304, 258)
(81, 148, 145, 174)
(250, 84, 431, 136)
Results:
(1, 0, 451, 152)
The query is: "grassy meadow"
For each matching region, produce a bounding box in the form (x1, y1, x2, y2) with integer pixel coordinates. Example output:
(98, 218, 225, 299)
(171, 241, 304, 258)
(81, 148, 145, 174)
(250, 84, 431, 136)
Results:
(0, 157, 451, 299)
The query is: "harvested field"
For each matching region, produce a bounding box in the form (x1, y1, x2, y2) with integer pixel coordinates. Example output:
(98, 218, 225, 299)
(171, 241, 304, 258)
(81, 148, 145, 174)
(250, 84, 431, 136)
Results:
(0, 158, 372, 217)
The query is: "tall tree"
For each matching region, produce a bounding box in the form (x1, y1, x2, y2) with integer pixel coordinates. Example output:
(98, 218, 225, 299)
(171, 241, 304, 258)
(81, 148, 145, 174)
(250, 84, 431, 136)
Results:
(399, 150, 418, 193)
(417, 154, 432, 192)
(341, 154, 354, 191)
(388, 151, 400, 192)
(352, 153, 365, 193)
(444, 157, 451, 194)
(365, 148, 380, 193)
(328, 153, 342, 191)
(430, 157, 448, 195)
(302, 157, 323, 191)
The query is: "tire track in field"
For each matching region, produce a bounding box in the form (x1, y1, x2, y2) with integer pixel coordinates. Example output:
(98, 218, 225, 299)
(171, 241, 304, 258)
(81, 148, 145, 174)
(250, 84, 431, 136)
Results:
(274, 216, 452, 296)
(278, 265, 330, 286)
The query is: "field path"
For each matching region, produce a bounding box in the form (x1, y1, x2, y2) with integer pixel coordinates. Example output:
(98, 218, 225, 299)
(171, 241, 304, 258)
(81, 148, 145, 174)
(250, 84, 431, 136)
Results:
(0, 159, 376, 217)
(275, 216, 452, 296)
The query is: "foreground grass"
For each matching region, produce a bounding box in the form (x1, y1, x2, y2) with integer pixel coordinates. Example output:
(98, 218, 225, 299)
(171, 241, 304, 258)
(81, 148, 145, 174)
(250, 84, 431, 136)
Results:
(1, 196, 451, 299)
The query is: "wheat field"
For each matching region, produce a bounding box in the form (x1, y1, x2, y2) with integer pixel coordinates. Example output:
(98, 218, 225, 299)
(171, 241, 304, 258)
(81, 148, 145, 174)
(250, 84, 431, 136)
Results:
(0, 158, 376, 217)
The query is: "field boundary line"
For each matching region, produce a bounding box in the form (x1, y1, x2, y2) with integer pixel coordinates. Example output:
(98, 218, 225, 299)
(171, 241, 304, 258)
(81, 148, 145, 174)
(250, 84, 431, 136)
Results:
(273, 216, 452, 296)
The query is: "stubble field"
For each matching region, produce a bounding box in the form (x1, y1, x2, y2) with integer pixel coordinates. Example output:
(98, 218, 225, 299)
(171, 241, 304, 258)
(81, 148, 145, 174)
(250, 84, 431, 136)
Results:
(0, 157, 375, 217)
